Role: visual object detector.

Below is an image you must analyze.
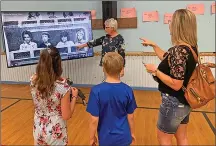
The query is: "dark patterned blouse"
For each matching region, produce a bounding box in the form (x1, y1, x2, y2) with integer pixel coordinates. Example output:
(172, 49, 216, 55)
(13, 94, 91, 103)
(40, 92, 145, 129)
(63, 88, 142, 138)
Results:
(87, 34, 125, 66)
(157, 45, 198, 105)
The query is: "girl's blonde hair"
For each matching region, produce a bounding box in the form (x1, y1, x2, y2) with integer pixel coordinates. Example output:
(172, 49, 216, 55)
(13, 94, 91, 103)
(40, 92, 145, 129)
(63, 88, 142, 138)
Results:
(170, 9, 198, 48)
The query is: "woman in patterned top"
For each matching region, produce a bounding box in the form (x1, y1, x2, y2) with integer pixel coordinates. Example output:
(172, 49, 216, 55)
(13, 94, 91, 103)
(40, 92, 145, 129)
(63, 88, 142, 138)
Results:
(140, 9, 198, 145)
(30, 46, 78, 145)
(76, 18, 125, 76)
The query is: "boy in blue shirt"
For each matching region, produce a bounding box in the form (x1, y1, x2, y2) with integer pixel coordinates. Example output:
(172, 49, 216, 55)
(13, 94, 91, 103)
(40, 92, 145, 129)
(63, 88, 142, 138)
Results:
(86, 52, 137, 146)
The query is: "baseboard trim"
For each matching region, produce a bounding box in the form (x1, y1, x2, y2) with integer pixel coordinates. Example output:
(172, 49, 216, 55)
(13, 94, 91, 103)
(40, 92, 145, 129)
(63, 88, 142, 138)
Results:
(0, 81, 158, 91)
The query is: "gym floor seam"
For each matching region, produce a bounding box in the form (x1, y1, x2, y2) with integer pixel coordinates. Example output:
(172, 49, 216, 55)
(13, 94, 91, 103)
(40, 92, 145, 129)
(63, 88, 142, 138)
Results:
(202, 112, 216, 135)
(1, 99, 21, 112)
(1, 96, 215, 114)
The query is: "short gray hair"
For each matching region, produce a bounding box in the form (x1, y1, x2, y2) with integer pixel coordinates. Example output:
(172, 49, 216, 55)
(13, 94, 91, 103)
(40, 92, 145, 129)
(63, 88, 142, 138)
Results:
(104, 18, 118, 31)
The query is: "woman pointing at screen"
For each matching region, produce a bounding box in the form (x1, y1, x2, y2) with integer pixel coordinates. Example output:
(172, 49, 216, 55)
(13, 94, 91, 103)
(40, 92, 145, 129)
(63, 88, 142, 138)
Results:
(76, 18, 125, 77)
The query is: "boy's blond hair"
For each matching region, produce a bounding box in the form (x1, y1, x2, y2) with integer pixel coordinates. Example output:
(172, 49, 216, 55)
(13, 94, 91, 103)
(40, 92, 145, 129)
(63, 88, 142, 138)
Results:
(102, 52, 124, 76)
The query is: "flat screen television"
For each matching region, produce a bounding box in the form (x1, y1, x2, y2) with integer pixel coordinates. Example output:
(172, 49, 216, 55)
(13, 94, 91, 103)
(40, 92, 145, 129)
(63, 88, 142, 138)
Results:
(1, 11, 94, 68)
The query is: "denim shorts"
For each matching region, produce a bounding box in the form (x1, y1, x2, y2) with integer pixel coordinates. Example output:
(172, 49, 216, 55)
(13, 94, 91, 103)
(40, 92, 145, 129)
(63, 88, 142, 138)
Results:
(157, 93, 191, 134)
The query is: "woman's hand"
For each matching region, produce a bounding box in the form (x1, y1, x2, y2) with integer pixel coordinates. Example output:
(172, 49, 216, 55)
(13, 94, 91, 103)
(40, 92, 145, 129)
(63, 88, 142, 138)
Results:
(76, 43, 89, 50)
(140, 38, 156, 47)
(140, 38, 165, 60)
(76, 45, 84, 49)
(144, 63, 157, 75)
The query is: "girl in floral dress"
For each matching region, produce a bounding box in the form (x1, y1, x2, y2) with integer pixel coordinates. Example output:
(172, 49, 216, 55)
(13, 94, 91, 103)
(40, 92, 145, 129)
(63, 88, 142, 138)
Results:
(30, 47, 78, 145)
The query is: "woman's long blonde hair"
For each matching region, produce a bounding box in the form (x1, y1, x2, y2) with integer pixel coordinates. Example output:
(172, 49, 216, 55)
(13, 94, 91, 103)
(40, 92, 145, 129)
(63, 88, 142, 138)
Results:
(170, 9, 198, 48)
(34, 47, 62, 98)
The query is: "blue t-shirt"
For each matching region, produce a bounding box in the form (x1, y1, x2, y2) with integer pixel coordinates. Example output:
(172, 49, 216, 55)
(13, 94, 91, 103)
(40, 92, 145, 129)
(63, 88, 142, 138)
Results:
(86, 82, 137, 146)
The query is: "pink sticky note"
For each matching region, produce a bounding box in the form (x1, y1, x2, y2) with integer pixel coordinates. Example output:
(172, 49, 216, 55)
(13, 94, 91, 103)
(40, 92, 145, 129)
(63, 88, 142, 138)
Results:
(120, 8, 136, 18)
(143, 11, 159, 22)
(187, 4, 205, 15)
(164, 13, 173, 24)
(91, 10, 96, 19)
(212, 2, 215, 14)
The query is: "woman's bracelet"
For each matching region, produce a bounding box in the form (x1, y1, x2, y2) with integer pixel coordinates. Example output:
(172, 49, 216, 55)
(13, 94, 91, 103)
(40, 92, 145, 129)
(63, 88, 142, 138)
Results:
(152, 69, 158, 76)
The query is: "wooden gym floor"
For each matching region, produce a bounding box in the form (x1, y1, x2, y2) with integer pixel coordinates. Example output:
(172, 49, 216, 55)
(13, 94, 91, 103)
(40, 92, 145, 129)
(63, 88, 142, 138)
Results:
(1, 84, 215, 145)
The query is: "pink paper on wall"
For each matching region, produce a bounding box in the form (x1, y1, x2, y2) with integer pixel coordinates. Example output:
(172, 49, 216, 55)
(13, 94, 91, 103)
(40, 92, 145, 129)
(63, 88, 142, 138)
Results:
(142, 11, 159, 22)
(164, 13, 173, 24)
(120, 8, 136, 18)
(187, 3, 205, 15)
(212, 2, 215, 14)
(91, 10, 96, 19)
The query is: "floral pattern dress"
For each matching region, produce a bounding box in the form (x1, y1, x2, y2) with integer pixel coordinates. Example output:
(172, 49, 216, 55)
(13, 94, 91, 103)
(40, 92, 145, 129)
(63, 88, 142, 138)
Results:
(30, 76, 70, 145)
